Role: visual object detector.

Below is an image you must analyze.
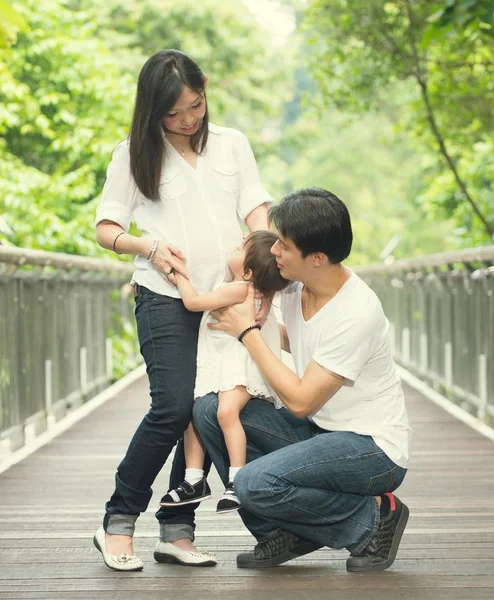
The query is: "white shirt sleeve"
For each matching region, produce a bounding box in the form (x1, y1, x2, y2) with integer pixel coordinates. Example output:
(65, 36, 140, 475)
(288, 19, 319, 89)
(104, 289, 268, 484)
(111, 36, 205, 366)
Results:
(234, 132, 274, 220)
(95, 141, 140, 231)
(313, 310, 380, 383)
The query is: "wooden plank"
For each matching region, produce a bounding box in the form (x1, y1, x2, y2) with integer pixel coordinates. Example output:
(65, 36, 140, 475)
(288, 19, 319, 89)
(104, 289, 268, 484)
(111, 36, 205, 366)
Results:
(0, 376, 493, 599)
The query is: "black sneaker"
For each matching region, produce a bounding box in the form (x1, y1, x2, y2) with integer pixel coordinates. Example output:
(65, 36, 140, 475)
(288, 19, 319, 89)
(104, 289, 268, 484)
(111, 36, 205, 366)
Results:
(159, 478, 211, 506)
(346, 493, 409, 572)
(216, 481, 241, 514)
(237, 530, 323, 568)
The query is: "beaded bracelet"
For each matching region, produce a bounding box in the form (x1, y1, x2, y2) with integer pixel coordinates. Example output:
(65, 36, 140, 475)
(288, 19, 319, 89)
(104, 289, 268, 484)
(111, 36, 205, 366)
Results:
(238, 324, 261, 344)
(147, 240, 159, 262)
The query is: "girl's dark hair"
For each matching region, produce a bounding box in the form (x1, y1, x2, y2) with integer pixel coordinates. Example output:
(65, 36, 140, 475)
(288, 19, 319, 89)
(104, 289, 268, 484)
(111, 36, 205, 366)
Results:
(243, 231, 289, 299)
(129, 49, 209, 201)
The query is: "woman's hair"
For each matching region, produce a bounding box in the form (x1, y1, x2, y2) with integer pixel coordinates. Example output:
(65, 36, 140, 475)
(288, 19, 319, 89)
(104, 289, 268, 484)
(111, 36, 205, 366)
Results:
(129, 49, 209, 201)
(243, 231, 289, 299)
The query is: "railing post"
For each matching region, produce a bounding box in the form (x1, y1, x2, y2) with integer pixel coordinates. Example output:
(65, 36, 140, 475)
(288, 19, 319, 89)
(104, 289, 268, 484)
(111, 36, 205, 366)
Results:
(444, 342, 453, 391)
(80, 347, 88, 398)
(478, 354, 487, 422)
(401, 328, 410, 365)
(45, 359, 55, 430)
(420, 333, 428, 374)
(106, 338, 113, 381)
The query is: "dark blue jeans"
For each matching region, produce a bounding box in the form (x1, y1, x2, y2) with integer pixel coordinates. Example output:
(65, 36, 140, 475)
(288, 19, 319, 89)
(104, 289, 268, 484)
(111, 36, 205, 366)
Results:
(194, 394, 407, 554)
(104, 286, 209, 541)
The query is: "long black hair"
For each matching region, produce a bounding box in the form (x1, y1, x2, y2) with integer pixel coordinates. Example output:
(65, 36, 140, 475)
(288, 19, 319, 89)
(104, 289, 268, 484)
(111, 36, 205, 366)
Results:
(129, 50, 209, 201)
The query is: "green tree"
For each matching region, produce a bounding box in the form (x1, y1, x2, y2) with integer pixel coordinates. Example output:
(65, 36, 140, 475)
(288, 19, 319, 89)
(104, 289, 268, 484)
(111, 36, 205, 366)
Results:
(0, 0, 288, 251)
(0, 0, 27, 48)
(304, 0, 494, 242)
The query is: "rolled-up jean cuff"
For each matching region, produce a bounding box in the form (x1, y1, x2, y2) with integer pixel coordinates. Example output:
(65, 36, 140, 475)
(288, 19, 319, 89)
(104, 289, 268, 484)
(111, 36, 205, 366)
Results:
(346, 501, 381, 555)
(105, 514, 138, 537)
(160, 523, 194, 543)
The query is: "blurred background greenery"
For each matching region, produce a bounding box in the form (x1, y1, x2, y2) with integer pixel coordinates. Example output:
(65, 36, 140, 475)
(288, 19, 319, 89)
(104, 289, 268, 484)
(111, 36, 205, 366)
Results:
(1, 0, 493, 266)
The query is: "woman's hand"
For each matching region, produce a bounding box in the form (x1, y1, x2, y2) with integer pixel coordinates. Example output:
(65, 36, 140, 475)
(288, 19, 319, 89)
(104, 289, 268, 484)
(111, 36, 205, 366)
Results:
(209, 284, 257, 338)
(151, 241, 189, 286)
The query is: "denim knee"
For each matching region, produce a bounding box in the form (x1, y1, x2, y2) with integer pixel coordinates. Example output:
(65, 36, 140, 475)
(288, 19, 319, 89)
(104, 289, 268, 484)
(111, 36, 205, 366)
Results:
(144, 399, 192, 442)
(234, 462, 266, 511)
(193, 394, 219, 430)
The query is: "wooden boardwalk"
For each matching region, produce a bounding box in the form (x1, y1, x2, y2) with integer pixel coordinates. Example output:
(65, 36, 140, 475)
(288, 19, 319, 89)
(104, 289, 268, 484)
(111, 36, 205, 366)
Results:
(1, 375, 493, 600)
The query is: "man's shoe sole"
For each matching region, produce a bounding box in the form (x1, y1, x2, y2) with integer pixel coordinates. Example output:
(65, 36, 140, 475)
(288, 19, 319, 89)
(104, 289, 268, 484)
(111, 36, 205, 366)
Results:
(237, 540, 322, 568)
(346, 503, 410, 572)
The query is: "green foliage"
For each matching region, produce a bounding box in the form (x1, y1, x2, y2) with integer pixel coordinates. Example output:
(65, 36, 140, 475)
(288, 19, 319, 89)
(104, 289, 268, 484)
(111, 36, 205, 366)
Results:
(0, 0, 289, 379)
(0, 1, 28, 48)
(304, 0, 494, 244)
(264, 110, 457, 264)
(0, 0, 135, 253)
(0, 0, 287, 253)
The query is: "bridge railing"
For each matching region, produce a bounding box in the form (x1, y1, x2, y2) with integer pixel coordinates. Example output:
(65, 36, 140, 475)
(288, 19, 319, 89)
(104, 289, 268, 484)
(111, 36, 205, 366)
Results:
(0, 246, 139, 454)
(2, 243, 493, 456)
(355, 245, 494, 427)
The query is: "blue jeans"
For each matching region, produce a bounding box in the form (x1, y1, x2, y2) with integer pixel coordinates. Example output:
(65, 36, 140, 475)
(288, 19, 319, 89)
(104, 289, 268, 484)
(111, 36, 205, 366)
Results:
(193, 394, 407, 554)
(104, 286, 210, 541)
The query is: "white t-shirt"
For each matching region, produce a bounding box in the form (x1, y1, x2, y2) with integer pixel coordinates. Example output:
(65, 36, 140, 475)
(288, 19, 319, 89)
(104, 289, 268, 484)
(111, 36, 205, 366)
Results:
(281, 271, 412, 468)
(95, 123, 273, 297)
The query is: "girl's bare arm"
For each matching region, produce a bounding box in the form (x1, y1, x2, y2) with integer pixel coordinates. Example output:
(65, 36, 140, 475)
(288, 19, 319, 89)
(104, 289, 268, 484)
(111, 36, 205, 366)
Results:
(176, 274, 249, 312)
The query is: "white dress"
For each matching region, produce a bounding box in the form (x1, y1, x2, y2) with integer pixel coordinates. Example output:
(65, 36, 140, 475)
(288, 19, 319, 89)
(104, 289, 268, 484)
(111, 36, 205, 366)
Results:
(194, 282, 283, 407)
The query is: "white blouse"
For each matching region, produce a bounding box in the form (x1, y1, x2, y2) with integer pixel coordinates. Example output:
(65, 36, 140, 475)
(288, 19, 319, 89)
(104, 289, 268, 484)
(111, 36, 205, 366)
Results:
(95, 123, 273, 297)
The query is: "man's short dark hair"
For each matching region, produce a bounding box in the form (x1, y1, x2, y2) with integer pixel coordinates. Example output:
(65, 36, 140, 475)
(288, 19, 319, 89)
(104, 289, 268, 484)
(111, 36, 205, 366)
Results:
(269, 188, 353, 264)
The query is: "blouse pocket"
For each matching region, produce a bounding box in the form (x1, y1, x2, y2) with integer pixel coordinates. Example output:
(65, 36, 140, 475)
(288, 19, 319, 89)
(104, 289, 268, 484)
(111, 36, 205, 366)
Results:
(159, 167, 187, 199)
(213, 163, 239, 193)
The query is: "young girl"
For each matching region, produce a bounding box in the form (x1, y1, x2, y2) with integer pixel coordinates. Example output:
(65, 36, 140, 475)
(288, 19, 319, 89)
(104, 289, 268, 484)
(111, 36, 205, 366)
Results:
(159, 230, 288, 513)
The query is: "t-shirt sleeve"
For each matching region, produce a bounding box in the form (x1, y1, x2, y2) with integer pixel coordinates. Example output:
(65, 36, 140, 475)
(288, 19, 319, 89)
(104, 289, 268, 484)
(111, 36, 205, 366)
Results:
(95, 141, 140, 231)
(313, 311, 380, 382)
(234, 131, 274, 220)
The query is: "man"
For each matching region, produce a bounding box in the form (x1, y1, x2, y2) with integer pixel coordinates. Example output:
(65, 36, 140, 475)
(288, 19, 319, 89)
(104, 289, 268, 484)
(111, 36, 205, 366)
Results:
(193, 187, 412, 571)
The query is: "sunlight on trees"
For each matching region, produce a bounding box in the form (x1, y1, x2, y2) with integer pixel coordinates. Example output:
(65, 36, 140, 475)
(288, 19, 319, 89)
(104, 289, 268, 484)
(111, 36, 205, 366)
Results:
(0, 0, 492, 259)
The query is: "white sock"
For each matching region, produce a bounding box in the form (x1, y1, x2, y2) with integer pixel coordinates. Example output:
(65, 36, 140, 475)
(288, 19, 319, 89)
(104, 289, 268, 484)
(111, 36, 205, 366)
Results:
(185, 468, 204, 485)
(229, 467, 242, 482)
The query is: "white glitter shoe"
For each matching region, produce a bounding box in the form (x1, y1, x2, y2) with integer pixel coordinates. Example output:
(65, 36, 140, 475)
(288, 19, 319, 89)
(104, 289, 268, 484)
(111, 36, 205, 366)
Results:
(93, 527, 144, 572)
(154, 541, 217, 566)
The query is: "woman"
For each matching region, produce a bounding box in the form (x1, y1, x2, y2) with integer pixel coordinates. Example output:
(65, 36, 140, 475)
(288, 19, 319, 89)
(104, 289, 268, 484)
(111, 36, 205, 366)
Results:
(93, 49, 272, 571)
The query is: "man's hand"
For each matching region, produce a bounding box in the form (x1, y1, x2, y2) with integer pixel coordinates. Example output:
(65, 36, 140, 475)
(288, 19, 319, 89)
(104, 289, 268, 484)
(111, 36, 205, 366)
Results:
(209, 284, 257, 338)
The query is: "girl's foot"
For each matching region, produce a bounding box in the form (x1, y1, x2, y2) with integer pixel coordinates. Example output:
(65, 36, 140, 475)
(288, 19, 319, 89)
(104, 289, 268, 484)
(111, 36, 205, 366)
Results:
(159, 477, 212, 506)
(216, 481, 242, 514)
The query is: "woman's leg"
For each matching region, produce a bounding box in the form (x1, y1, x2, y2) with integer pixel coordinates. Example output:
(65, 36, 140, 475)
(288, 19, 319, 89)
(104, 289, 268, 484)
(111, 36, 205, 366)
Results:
(103, 288, 201, 555)
(217, 386, 251, 467)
